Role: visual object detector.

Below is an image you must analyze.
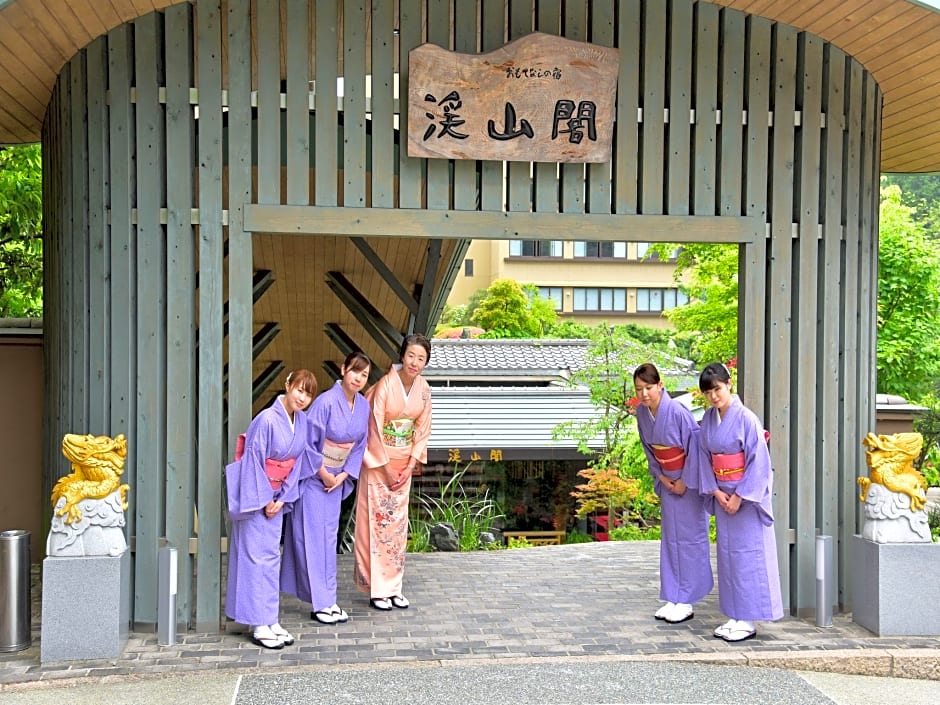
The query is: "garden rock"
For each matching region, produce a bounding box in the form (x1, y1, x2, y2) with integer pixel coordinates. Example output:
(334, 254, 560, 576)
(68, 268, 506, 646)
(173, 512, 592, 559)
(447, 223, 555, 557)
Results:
(479, 531, 498, 547)
(429, 522, 460, 551)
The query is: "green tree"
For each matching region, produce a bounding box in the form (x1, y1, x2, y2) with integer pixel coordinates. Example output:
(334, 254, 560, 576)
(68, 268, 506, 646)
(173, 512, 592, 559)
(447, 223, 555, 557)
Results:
(882, 173, 940, 234)
(553, 325, 667, 525)
(646, 242, 738, 364)
(470, 279, 557, 338)
(0, 144, 43, 317)
(877, 183, 940, 400)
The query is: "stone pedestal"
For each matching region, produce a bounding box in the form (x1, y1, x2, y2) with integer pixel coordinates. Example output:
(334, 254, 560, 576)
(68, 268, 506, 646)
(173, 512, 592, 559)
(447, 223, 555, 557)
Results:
(40, 549, 130, 663)
(851, 535, 940, 636)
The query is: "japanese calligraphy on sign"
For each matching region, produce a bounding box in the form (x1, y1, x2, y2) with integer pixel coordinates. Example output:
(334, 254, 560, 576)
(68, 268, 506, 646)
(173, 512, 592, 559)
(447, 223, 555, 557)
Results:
(408, 32, 619, 163)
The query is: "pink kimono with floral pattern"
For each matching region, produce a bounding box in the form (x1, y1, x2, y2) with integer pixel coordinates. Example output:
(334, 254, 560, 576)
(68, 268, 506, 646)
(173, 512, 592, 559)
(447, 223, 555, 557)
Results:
(353, 366, 432, 598)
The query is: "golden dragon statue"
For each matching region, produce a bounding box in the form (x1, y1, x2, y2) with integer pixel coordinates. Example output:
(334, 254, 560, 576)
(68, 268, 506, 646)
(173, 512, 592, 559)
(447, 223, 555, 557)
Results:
(857, 432, 927, 512)
(51, 433, 130, 525)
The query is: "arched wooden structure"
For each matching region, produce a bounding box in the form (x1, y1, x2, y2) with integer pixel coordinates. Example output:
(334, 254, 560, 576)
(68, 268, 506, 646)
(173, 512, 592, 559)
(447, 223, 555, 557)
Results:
(3, 0, 936, 631)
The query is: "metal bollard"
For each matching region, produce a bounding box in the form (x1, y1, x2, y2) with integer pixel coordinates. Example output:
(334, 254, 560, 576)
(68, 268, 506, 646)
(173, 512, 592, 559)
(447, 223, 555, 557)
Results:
(157, 544, 178, 646)
(0, 529, 31, 652)
(815, 534, 833, 628)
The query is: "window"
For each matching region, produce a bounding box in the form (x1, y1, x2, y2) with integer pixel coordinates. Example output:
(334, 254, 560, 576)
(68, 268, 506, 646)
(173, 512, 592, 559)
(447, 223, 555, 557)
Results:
(572, 287, 626, 312)
(464, 259, 474, 276)
(573, 241, 627, 259)
(636, 287, 689, 312)
(509, 240, 563, 257)
(536, 286, 563, 310)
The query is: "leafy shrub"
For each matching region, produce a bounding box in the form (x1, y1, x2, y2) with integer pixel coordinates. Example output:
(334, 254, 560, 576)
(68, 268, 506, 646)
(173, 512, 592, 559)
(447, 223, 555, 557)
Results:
(410, 462, 504, 552)
(609, 524, 662, 541)
(507, 536, 533, 549)
(565, 529, 594, 544)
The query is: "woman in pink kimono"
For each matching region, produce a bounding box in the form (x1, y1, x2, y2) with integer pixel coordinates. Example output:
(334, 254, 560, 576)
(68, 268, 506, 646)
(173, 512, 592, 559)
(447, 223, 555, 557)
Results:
(633, 363, 713, 625)
(225, 369, 319, 649)
(697, 362, 783, 642)
(354, 334, 432, 610)
(282, 351, 372, 625)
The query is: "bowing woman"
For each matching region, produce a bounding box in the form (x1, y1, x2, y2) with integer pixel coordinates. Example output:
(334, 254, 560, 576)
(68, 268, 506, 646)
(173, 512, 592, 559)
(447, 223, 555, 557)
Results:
(697, 362, 783, 642)
(633, 363, 713, 625)
(225, 369, 320, 649)
(281, 351, 372, 625)
(354, 334, 432, 611)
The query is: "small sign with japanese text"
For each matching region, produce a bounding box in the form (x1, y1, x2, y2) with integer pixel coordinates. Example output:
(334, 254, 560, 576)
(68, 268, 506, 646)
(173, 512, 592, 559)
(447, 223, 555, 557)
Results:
(408, 32, 619, 163)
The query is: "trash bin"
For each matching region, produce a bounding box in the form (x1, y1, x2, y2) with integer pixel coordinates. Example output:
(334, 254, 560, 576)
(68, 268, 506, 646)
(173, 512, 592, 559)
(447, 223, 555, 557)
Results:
(0, 529, 31, 652)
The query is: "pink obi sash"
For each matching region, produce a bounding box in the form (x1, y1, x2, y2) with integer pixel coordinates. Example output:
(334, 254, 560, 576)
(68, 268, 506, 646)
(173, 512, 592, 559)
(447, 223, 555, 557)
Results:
(711, 451, 745, 482)
(235, 433, 296, 490)
(322, 439, 353, 469)
(651, 444, 686, 471)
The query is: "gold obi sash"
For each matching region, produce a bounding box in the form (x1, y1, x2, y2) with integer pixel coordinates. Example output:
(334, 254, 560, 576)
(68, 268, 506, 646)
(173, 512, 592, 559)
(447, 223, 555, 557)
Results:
(382, 417, 415, 448)
(651, 444, 686, 471)
(234, 432, 295, 490)
(711, 451, 745, 482)
(322, 439, 353, 469)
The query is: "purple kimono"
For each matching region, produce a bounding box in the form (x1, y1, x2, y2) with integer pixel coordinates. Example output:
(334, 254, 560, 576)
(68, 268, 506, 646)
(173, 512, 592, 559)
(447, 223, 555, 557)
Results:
(281, 382, 370, 612)
(698, 395, 784, 622)
(636, 390, 713, 605)
(225, 396, 318, 627)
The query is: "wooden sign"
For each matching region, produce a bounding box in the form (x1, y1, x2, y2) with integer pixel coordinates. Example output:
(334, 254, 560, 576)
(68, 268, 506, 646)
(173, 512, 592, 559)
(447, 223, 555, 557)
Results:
(407, 32, 620, 163)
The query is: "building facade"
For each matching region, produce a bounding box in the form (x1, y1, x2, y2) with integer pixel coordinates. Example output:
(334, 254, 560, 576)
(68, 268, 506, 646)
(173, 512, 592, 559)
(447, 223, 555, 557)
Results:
(448, 239, 687, 327)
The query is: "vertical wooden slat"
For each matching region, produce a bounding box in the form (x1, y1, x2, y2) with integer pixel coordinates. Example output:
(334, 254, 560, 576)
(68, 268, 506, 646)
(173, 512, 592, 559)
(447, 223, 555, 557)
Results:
(560, 1, 586, 214)
(256, 0, 281, 204)
(426, 0, 452, 211)
(370, 0, 395, 209)
(767, 22, 797, 611)
(343, 0, 367, 208)
(165, 1, 197, 628)
(86, 38, 110, 434)
(397, 0, 423, 209)
(615, 0, 640, 215)
(314, 0, 339, 206)
(718, 8, 744, 217)
(453, 0, 479, 211)
(858, 75, 879, 439)
(69, 53, 90, 431)
(841, 60, 863, 552)
(587, 0, 613, 215)
(640, 0, 666, 215)
(479, 0, 504, 212)
(133, 11, 167, 626)
(505, 1, 531, 214)
(286, 0, 310, 205)
(693, 2, 719, 216)
(196, 0, 225, 631)
(793, 33, 823, 615)
(819, 44, 845, 604)
(107, 23, 137, 624)
(667, 0, 692, 216)
(738, 15, 770, 410)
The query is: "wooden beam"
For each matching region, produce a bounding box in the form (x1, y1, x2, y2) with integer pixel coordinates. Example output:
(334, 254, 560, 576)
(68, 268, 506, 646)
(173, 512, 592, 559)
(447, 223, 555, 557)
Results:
(244, 205, 762, 243)
(350, 237, 418, 315)
(325, 271, 402, 352)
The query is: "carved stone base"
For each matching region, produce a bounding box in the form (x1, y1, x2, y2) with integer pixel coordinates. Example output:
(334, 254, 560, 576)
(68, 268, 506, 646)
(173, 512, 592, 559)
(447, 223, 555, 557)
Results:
(851, 535, 940, 636)
(40, 549, 130, 663)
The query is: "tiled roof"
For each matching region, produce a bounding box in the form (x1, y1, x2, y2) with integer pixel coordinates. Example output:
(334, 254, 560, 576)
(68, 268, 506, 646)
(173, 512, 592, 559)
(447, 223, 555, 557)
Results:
(426, 338, 589, 377)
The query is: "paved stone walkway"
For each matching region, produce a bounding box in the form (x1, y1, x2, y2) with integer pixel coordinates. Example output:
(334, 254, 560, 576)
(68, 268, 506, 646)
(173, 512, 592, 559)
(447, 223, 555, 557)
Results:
(1, 541, 938, 689)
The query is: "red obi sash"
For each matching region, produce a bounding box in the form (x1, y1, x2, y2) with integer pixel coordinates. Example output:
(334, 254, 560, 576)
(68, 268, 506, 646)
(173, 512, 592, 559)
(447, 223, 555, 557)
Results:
(651, 444, 686, 471)
(235, 433, 296, 490)
(711, 451, 745, 482)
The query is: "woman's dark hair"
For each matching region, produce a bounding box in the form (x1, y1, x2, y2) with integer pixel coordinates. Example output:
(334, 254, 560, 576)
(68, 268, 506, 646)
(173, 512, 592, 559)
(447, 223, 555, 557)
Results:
(633, 362, 661, 385)
(398, 333, 431, 363)
(699, 362, 732, 392)
(285, 368, 318, 397)
(343, 351, 371, 374)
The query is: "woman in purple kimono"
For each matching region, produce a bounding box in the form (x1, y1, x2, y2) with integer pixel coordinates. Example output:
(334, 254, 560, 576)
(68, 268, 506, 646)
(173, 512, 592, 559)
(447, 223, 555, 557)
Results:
(697, 362, 783, 642)
(225, 369, 319, 649)
(633, 363, 713, 624)
(282, 352, 372, 625)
